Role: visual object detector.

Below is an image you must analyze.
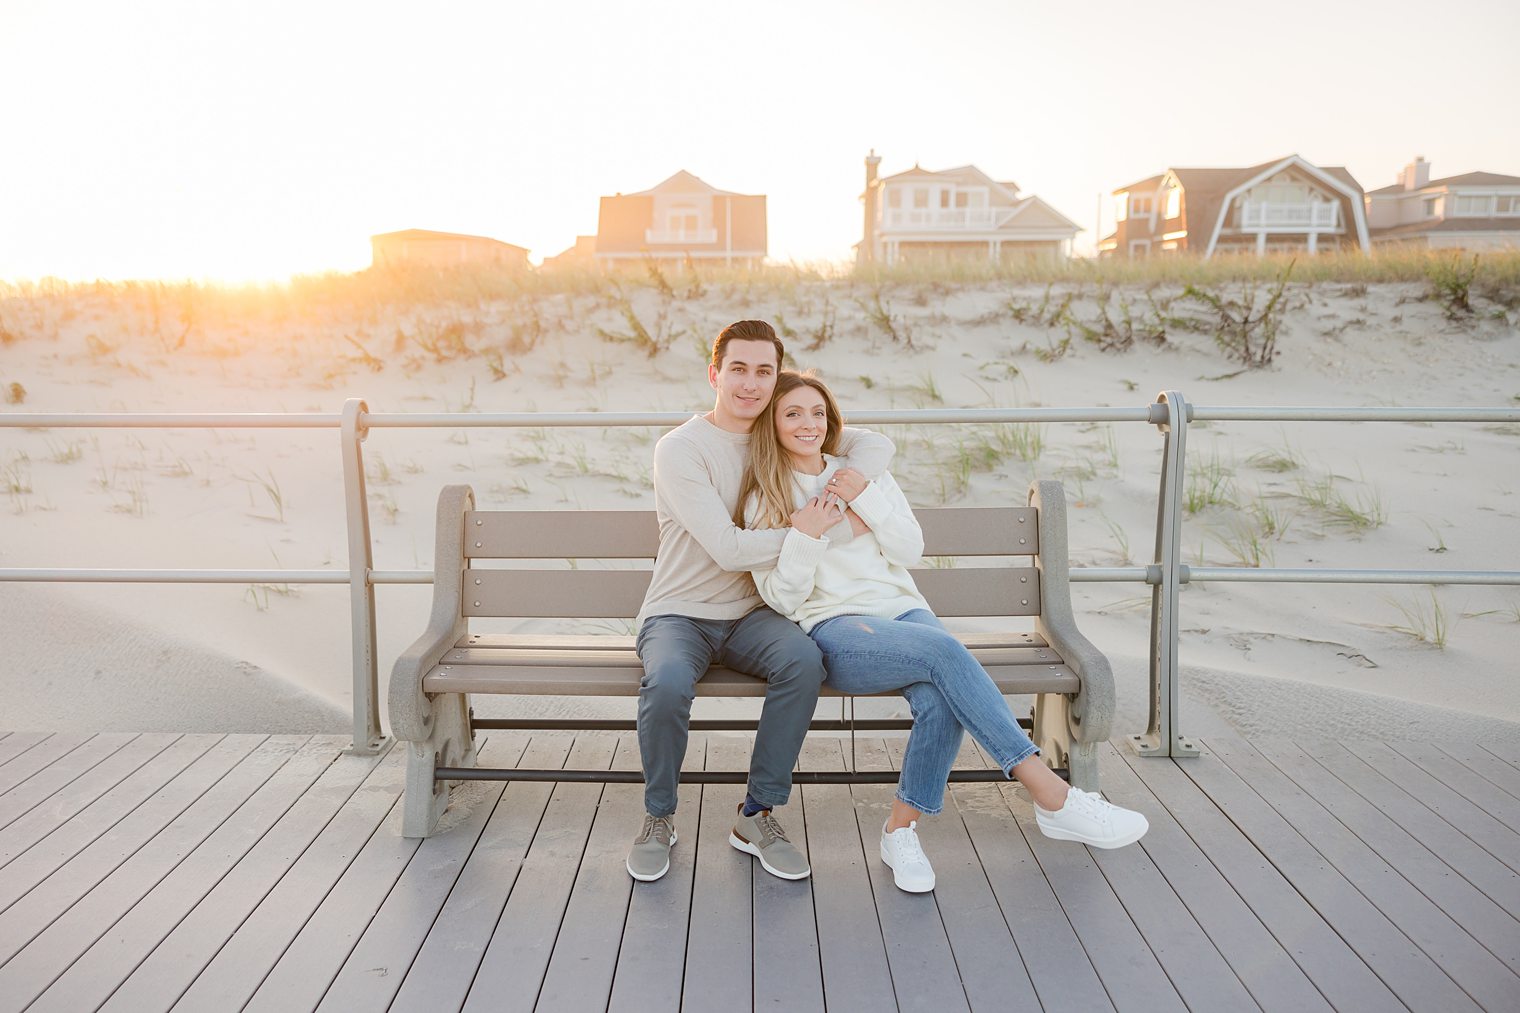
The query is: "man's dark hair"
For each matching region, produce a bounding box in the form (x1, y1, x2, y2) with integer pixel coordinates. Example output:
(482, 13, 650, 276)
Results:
(711, 320, 785, 370)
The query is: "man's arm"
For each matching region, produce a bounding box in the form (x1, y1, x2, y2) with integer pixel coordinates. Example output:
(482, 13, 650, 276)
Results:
(834, 427, 895, 480)
(847, 471, 925, 567)
(655, 438, 787, 571)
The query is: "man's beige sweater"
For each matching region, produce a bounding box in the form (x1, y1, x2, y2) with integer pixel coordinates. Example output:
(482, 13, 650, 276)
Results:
(636, 415, 893, 626)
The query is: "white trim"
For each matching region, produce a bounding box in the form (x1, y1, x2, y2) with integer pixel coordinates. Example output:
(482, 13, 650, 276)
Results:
(1204, 155, 1370, 257)
(1161, 229, 1188, 241)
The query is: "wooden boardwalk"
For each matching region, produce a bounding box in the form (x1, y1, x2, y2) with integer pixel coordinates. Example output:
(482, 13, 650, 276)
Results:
(0, 728, 1517, 1012)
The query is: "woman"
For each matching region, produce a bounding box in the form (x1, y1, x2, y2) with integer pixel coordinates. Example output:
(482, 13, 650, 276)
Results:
(738, 371, 1147, 893)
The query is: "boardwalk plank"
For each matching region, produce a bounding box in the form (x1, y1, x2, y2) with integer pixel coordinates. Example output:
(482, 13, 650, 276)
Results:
(243, 736, 532, 1013)
(1388, 740, 1520, 832)
(799, 736, 898, 1012)
(0, 733, 130, 825)
(1210, 734, 1518, 1010)
(25, 736, 364, 1013)
(169, 742, 408, 1012)
(1436, 741, 1520, 798)
(100, 744, 403, 1012)
(0, 733, 50, 771)
(1258, 737, 1520, 979)
(1096, 744, 1319, 1012)
(303, 734, 533, 1012)
(0, 734, 282, 967)
(381, 733, 571, 1013)
(679, 733, 756, 1011)
(0, 733, 215, 871)
(607, 734, 706, 1013)
(0, 735, 320, 1013)
(535, 733, 649, 1013)
(852, 735, 969, 1013)
(1299, 739, 1520, 915)
(752, 733, 824, 1013)
(461, 733, 619, 1013)
(0, 733, 93, 796)
(890, 735, 1041, 1013)
(1121, 746, 1397, 1013)
(1178, 738, 1480, 1012)
(1480, 739, 1520, 768)
(1342, 740, 1520, 874)
(1000, 767, 1183, 1011)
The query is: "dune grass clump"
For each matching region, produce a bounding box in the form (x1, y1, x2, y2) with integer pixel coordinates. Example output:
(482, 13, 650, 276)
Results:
(1179, 260, 1295, 367)
(1184, 452, 1236, 513)
(1065, 287, 1172, 352)
(1424, 253, 1478, 319)
(1382, 590, 1451, 648)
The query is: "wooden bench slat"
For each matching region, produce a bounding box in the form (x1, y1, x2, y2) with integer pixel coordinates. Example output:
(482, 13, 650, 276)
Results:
(438, 644, 1062, 669)
(423, 663, 1079, 697)
(457, 631, 1049, 651)
(463, 507, 1038, 558)
(461, 566, 1042, 618)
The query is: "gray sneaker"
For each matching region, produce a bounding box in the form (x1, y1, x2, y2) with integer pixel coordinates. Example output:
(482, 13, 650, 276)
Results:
(627, 813, 677, 882)
(729, 804, 810, 880)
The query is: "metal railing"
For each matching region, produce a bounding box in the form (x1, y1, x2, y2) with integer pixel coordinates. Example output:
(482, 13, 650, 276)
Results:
(1240, 200, 1339, 228)
(882, 208, 1003, 230)
(4, 394, 1517, 759)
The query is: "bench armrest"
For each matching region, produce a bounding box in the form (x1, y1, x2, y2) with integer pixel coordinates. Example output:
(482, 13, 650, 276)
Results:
(1030, 480, 1115, 744)
(388, 484, 473, 743)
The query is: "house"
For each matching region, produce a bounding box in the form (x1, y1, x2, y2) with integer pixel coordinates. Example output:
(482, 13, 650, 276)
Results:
(1365, 157, 1520, 250)
(587, 171, 766, 269)
(540, 235, 596, 271)
(1098, 154, 1370, 258)
(369, 229, 529, 270)
(857, 152, 1080, 265)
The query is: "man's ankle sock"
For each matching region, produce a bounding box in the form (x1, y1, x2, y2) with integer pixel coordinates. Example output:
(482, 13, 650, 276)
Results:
(740, 794, 769, 818)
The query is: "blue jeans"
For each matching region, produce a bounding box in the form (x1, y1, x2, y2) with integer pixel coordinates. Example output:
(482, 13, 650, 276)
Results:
(636, 608, 825, 817)
(809, 609, 1039, 815)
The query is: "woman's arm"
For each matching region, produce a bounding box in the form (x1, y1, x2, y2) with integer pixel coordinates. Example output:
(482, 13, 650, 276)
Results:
(844, 471, 925, 567)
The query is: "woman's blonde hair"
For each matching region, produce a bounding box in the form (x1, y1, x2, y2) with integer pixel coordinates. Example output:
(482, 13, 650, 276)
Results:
(735, 370, 844, 530)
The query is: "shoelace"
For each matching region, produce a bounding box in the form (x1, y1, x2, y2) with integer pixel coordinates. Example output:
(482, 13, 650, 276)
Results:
(636, 815, 674, 845)
(891, 824, 926, 865)
(755, 811, 789, 845)
(1064, 789, 1112, 826)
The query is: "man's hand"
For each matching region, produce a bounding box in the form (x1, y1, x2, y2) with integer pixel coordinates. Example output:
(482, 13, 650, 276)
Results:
(792, 495, 844, 539)
(825, 468, 869, 503)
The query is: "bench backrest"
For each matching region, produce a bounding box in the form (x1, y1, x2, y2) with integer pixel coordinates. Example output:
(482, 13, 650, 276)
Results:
(458, 507, 1042, 618)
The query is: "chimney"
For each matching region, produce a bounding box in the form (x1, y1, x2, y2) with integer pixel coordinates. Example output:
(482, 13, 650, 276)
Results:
(859, 149, 882, 267)
(1401, 156, 1430, 191)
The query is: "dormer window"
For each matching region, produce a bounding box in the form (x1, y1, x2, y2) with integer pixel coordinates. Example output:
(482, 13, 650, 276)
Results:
(1131, 196, 1153, 216)
(1165, 187, 1181, 219)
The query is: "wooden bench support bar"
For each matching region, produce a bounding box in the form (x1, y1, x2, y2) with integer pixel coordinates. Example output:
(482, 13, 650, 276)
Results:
(435, 766, 1066, 785)
(470, 717, 1036, 733)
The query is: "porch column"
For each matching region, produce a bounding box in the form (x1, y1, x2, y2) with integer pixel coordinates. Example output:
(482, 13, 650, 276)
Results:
(1307, 232, 1318, 254)
(1256, 233, 1267, 256)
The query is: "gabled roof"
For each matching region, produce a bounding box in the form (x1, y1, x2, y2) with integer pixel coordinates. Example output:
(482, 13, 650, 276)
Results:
(1367, 170, 1520, 196)
(371, 229, 528, 253)
(998, 195, 1083, 234)
(1372, 217, 1520, 237)
(627, 170, 744, 197)
(878, 163, 1020, 202)
(1113, 174, 1165, 194)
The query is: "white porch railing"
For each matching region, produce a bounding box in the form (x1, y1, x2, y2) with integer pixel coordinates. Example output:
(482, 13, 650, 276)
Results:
(644, 228, 717, 245)
(1241, 200, 1339, 229)
(883, 208, 1003, 230)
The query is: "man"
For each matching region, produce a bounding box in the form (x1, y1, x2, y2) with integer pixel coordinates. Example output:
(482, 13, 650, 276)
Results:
(627, 320, 893, 882)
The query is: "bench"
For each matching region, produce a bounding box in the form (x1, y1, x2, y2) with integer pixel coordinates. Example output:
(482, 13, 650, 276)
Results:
(388, 479, 1115, 837)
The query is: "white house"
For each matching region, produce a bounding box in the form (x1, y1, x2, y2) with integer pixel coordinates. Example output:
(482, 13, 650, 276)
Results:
(1366, 157, 1520, 249)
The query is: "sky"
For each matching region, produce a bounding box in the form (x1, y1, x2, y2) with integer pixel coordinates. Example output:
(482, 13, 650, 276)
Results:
(2, 0, 1518, 281)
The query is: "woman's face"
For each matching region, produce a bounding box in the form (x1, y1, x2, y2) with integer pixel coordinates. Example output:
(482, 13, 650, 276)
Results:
(773, 385, 829, 465)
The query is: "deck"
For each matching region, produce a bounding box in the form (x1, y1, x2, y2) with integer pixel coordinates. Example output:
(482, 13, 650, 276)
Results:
(0, 728, 1517, 1012)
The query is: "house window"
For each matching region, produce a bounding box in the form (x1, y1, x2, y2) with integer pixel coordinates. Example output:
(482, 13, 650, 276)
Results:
(913, 189, 929, 209)
(1165, 187, 1181, 219)
(940, 190, 952, 208)
(887, 188, 902, 209)
(1496, 195, 1520, 216)
(1452, 195, 1493, 217)
(1115, 195, 1128, 223)
(1131, 196, 1153, 216)
(954, 192, 970, 208)
(1423, 197, 1441, 218)
(668, 210, 699, 238)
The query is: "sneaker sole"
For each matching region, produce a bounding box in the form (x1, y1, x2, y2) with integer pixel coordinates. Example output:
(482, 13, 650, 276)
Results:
(1037, 820, 1148, 850)
(879, 840, 935, 893)
(627, 830, 677, 882)
(728, 831, 810, 880)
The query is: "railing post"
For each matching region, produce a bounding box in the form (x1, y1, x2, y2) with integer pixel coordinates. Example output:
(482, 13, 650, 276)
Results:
(1131, 391, 1199, 759)
(341, 397, 388, 755)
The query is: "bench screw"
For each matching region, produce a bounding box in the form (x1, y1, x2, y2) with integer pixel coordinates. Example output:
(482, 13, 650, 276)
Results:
(473, 601, 481, 607)
(1021, 599, 1029, 606)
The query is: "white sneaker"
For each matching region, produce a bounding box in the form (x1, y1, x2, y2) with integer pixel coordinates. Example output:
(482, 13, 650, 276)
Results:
(879, 820, 936, 893)
(1035, 787, 1149, 849)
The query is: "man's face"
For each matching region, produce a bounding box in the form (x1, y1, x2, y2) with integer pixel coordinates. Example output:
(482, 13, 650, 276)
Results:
(708, 338, 779, 432)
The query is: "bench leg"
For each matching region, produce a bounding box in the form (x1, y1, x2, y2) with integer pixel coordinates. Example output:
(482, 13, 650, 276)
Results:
(1033, 692, 1099, 792)
(401, 691, 478, 838)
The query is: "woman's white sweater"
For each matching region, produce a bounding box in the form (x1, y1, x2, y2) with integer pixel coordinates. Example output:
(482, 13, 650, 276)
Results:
(745, 456, 929, 632)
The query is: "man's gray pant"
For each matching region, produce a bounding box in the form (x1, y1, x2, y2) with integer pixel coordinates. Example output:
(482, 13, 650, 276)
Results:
(635, 607, 825, 817)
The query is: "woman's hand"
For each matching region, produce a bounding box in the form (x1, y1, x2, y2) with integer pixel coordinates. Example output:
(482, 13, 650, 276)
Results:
(826, 468, 869, 502)
(791, 495, 843, 539)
